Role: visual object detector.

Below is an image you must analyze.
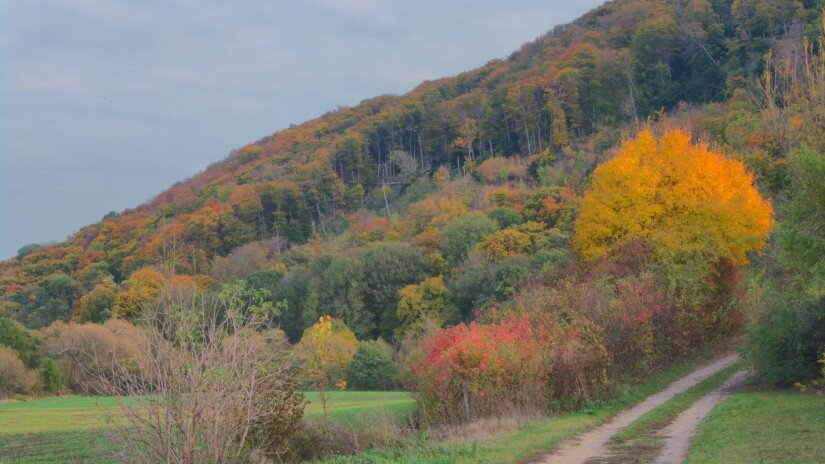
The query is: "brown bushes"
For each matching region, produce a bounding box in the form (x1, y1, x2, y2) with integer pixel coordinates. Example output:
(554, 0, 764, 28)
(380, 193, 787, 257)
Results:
(0, 347, 37, 398)
(476, 157, 529, 184)
(545, 317, 611, 407)
(71, 285, 305, 464)
(40, 319, 144, 393)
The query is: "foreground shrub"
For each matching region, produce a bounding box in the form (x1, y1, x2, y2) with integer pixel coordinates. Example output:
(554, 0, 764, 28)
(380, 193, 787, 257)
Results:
(413, 313, 550, 424)
(543, 317, 611, 409)
(347, 340, 399, 391)
(290, 411, 413, 461)
(88, 286, 305, 463)
(604, 274, 677, 376)
(670, 258, 745, 352)
(0, 346, 37, 397)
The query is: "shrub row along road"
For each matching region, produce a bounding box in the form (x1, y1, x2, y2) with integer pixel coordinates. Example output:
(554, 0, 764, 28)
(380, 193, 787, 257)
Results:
(538, 354, 741, 464)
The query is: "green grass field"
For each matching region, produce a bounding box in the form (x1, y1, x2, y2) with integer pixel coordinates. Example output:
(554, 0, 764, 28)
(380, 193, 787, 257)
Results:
(0, 391, 413, 464)
(685, 390, 825, 464)
(304, 391, 415, 422)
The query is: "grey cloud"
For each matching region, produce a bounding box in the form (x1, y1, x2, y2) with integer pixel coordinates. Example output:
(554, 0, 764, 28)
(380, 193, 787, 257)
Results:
(0, 0, 603, 258)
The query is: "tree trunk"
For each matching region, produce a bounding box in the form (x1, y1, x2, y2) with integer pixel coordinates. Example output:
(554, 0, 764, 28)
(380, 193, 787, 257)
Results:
(462, 384, 471, 420)
(520, 105, 533, 155)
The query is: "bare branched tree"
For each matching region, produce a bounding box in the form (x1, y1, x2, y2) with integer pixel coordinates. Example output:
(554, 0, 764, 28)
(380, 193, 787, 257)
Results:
(85, 284, 303, 464)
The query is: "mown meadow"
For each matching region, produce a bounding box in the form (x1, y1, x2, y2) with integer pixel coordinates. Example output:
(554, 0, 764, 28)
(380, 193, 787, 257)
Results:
(0, 392, 414, 463)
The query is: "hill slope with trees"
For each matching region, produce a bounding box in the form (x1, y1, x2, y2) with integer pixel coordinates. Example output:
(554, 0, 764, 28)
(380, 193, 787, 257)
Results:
(0, 0, 822, 375)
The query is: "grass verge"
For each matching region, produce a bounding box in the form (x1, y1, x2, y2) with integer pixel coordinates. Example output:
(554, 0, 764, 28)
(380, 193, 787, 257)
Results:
(685, 390, 825, 464)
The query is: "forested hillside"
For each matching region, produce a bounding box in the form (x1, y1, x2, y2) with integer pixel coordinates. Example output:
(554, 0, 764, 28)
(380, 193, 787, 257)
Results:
(0, 0, 821, 345)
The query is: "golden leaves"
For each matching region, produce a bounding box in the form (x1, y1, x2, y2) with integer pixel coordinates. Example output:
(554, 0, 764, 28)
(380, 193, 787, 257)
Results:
(574, 129, 774, 265)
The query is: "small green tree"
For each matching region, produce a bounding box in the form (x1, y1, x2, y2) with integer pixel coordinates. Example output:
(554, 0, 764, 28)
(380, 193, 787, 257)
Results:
(40, 358, 64, 394)
(439, 213, 498, 265)
(487, 207, 524, 229)
(0, 316, 40, 368)
(347, 340, 399, 391)
(78, 277, 117, 323)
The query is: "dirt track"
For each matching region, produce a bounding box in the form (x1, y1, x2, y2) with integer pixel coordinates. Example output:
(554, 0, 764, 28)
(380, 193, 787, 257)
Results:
(652, 369, 748, 464)
(537, 353, 740, 464)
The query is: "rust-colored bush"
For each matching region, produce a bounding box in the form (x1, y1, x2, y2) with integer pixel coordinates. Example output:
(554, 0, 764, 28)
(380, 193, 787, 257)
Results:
(0, 347, 36, 397)
(40, 319, 144, 393)
(476, 157, 528, 184)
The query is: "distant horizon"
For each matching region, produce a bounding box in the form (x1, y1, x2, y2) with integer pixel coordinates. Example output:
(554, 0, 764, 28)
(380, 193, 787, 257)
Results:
(0, 0, 603, 259)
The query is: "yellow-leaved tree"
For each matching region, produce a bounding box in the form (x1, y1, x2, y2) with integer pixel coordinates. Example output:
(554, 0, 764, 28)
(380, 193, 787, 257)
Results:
(574, 129, 774, 267)
(296, 316, 358, 417)
(396, 276, 458, 336)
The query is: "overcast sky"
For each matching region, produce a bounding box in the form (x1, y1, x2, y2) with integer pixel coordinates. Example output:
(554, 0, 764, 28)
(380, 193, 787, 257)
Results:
(0, 0, 603, 259)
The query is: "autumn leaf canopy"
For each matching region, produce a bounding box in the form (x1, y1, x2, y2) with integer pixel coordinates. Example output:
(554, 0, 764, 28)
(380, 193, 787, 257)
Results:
(574, 129, 774, 265)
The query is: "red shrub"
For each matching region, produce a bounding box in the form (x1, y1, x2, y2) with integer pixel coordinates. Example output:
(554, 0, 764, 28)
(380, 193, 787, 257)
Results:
(413, 313, 551, 424)
(608, 274, 677, 376)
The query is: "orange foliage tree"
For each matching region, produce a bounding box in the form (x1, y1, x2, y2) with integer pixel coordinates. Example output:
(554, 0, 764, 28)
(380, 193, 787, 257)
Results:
(112, 268, 164, 318)
(407, 196, 468, 233)
(574, 129, 774, 266)
(476, 228, 533, 261)
(476, 157, 528, 184)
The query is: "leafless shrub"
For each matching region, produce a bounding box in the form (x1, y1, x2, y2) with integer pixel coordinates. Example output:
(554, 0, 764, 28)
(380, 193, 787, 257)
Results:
(210, 240, 284, 281)
(86, 284, 304, 464)
(433, 412, 535, 443)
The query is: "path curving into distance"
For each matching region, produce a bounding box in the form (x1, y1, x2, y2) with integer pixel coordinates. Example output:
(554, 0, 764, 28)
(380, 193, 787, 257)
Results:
(537, 353, 740, 464)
